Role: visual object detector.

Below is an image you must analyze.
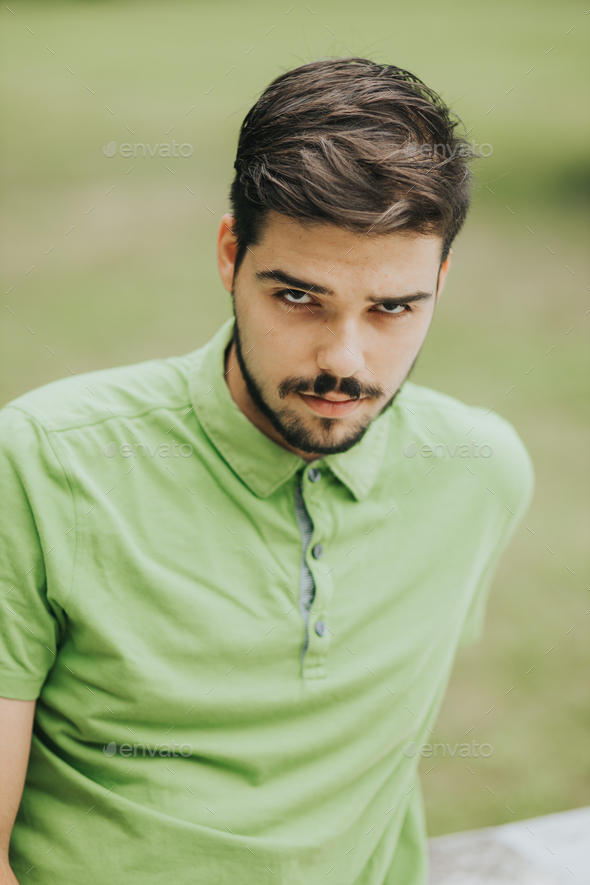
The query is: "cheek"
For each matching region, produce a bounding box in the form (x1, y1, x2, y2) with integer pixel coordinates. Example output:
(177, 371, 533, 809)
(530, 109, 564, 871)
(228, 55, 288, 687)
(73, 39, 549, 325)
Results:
(400, 308, 434, 350)
(373, 317, 432, 378)
(264, 316, 312, 360)
(266, 338, 300, 376)
(250, 335, 294, 388)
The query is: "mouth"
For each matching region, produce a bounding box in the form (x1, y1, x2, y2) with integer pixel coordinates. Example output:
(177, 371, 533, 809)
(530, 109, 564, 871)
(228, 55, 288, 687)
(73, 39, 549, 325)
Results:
(297, 392, 365, 417)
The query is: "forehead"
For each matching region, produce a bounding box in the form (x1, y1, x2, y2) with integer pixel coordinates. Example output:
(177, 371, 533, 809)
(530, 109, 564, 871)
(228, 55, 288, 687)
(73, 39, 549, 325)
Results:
(253, 211, 443, 289)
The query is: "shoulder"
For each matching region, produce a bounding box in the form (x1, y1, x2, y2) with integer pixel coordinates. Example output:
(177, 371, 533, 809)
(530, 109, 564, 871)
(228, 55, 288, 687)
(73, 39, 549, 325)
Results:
(396, 381, 530, 455)
(393, 381, 535, 515)
(0, 351, 198, 436)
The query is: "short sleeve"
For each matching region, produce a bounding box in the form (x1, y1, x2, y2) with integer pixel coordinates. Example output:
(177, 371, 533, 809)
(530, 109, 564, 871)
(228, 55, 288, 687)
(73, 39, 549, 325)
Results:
(0, 406, 72, 699)
(459, 426, 535, 647)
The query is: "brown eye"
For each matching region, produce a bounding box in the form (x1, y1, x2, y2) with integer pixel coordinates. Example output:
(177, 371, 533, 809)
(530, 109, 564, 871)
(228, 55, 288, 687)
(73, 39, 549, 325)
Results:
(280, 289, 313, 304)
(375, 303, 408, 315)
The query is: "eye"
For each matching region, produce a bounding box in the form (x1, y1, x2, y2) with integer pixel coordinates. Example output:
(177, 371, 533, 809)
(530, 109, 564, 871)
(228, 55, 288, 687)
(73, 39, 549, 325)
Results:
(374, 303, 411, 316)
(273, 289, 315, 309)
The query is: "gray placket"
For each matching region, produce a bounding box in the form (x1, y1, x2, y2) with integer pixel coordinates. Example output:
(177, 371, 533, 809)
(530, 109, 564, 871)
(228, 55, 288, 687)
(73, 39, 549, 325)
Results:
(293, 474, 317, 661)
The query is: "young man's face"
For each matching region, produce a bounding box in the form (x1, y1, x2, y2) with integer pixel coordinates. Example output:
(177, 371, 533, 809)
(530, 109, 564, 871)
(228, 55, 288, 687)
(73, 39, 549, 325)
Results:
(217, 210, 451, 461)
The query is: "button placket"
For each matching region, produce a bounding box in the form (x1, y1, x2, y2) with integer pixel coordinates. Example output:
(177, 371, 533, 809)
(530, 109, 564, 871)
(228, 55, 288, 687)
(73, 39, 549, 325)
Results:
(301, 464, 333, 679)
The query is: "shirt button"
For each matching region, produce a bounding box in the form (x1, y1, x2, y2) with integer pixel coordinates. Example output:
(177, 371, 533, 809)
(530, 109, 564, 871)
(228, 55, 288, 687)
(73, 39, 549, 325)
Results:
(308, 467, 321, 483)
(312, 543, 323, 559)
(315, 620, 327, 637)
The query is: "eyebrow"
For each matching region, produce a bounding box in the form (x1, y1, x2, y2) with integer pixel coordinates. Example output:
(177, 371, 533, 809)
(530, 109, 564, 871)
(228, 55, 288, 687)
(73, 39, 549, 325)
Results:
(254, 268, 434, 305)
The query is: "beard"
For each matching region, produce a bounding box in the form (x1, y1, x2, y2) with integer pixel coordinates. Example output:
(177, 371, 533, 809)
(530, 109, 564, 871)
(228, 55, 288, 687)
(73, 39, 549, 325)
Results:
(229, 308, 411, 456)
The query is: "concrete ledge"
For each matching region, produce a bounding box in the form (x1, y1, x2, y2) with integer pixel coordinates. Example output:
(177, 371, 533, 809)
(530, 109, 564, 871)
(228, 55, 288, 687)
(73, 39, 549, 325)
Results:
(428, 806, 590, 884)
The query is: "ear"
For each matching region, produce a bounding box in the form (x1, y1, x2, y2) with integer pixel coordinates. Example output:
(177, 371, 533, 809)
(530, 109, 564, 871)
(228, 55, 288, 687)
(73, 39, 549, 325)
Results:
(435, 248, 452, 300)
(217, 213, 238, 294)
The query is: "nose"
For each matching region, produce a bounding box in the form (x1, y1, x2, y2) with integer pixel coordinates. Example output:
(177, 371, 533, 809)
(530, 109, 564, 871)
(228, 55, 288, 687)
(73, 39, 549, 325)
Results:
(316, 320, 366, 379)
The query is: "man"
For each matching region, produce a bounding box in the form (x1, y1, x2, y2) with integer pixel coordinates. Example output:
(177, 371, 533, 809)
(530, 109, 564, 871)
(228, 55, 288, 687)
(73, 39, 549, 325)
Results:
(0, 57, 533, 884)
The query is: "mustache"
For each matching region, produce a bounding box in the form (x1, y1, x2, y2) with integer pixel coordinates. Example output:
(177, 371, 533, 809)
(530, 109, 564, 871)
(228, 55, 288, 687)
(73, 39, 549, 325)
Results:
(278, 373, 384, 401)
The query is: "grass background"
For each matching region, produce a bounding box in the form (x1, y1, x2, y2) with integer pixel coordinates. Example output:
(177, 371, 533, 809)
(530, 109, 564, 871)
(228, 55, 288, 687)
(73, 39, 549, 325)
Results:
(1, 0, 588, 836)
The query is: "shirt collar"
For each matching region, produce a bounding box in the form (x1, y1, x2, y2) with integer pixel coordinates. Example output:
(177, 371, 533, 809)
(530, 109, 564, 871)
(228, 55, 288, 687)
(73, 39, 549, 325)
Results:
(188, 317, 390, 502)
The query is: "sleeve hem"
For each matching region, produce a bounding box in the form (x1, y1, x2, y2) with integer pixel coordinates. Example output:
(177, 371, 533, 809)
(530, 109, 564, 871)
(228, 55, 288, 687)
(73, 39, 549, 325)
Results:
(0, 675, 45, 701)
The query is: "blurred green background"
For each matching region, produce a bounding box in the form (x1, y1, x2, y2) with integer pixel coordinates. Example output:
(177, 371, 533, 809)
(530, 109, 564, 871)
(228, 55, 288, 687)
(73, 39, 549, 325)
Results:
(1, 0, 588, 837)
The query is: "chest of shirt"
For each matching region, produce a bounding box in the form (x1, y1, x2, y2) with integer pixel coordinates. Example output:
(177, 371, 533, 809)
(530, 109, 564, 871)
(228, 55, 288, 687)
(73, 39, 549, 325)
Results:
(50, 426, 498, 713)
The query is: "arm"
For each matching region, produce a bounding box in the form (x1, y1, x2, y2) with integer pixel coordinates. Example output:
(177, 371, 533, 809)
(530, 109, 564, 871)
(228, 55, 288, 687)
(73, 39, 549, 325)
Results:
(0, 697, 35, 885)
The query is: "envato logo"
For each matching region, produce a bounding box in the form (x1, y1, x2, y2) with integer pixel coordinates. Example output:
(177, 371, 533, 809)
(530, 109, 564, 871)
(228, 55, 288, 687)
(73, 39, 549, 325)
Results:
(404, 141, 493, 159)
(103, 741, 193, 757)
(403, 442, 493, 459)
(403, 740, 493, 758)
(103, 141, 193, 158)
(103, 441, 193, 459)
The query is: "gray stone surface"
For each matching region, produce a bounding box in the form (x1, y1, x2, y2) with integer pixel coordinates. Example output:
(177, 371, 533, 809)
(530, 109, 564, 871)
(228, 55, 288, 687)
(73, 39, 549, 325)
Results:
(429, 806, 590, 885)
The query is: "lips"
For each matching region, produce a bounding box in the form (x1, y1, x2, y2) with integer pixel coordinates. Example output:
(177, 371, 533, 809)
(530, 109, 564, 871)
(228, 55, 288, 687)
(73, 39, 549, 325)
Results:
(297, 392, 364, 417)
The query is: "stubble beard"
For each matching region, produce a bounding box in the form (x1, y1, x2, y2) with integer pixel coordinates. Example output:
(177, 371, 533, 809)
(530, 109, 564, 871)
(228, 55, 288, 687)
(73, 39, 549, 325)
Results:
(230, 310, 404, 456)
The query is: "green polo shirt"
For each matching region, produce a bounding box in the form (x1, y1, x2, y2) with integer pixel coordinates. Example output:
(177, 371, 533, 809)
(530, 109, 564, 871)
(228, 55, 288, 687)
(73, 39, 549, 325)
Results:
(0, 317, 533, 884)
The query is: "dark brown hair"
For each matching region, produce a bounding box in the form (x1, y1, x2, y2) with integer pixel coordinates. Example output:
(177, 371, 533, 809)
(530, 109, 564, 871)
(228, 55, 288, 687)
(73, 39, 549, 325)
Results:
(229, 57, 475, 274)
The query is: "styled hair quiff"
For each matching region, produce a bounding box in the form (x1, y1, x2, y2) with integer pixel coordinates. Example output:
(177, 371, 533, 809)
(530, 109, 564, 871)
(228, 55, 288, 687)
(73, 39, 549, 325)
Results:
(229, 57, 475, 274)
